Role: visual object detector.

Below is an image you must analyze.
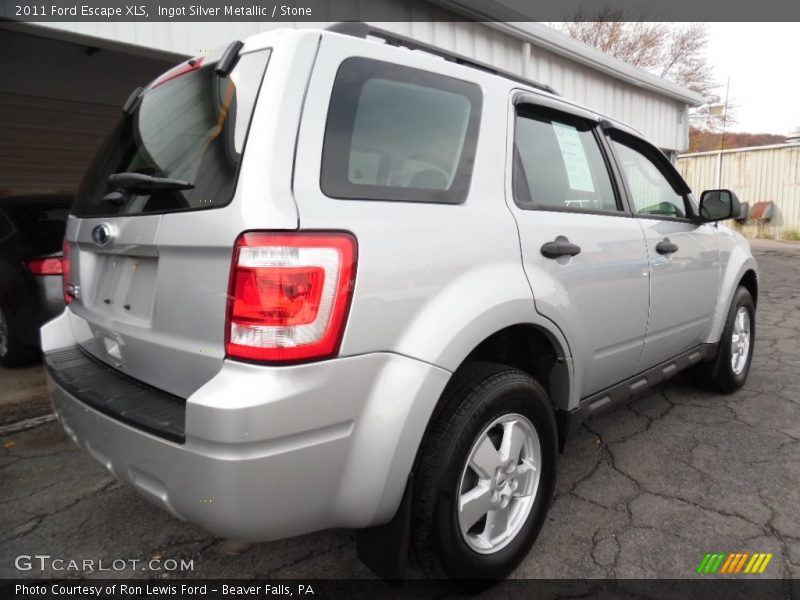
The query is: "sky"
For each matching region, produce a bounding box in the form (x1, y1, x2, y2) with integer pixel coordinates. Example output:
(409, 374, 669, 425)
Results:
(704, 23, 799, 135)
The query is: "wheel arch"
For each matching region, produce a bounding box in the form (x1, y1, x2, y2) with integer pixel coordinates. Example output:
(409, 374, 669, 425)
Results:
(459, 324, 572, 413)
(414, 322, 573, 475)
(708, 244, 759, 344)
(739, 268, 758, 307)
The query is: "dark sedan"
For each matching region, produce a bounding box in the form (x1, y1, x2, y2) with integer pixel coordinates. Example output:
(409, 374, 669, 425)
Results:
(0, 195, 72, 366)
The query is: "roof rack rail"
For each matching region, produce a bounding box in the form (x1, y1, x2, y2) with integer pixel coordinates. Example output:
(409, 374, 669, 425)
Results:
(325, 22, 559, 96)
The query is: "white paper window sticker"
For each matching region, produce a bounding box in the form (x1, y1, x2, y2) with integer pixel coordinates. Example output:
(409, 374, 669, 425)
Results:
(552, 121, 595, 193)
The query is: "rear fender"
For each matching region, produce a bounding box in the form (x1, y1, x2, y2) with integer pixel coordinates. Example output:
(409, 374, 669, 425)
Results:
(392, 261, 575, 410)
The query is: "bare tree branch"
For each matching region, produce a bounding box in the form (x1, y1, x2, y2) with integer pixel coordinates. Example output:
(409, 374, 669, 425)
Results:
(551, 12, 718, 120)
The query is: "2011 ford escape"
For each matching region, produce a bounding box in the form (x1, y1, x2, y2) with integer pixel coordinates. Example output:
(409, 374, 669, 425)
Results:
(43, 23, 758, 585)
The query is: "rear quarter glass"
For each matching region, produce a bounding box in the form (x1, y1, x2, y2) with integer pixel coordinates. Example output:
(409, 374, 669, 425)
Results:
(320, 57, 483, 204)
(71, 49, 271, 218)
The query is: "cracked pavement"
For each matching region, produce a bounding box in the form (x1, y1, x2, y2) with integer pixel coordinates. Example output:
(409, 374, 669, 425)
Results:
(1, 240, 798, 582)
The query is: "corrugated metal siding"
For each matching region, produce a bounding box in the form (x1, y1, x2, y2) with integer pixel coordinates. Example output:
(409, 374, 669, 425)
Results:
(518, 43, 685, 151)
(677, 146, 800, 236)
(35, 17, 688, 151)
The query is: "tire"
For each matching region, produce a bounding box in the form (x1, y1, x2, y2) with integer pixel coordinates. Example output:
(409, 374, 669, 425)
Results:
(411, 361, 558, 589)
(699, 286, 755, 393)
(0, 301, 39, 368)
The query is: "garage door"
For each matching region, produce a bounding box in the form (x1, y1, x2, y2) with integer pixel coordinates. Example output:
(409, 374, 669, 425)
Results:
(0, 26, 181, 198)
(0, 93, 120, 196)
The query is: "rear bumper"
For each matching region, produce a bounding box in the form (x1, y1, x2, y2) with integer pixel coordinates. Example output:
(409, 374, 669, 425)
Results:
(43, 312, 450, 541)
(45, 346, 186, 442)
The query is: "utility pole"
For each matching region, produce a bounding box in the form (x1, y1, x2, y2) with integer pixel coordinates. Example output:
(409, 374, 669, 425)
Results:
(716, 77, 730, 188)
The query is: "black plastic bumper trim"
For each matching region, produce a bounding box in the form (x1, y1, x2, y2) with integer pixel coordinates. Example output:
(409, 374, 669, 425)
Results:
(45, 346, 186, 443)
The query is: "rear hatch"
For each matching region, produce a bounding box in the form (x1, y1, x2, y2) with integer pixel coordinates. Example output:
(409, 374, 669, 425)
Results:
(64, 45, 271, 398)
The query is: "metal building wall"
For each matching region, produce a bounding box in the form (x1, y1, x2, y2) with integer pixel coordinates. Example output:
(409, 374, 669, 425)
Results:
(513, 40, 688, 151)
(677, 145, 800, 236)
(34, 15, 692, 151)
(385, 22, 690, 151)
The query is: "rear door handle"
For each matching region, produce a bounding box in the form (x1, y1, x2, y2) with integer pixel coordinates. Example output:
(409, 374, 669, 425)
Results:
(655, 238, 679, 255)
(540, 236, 582, 259)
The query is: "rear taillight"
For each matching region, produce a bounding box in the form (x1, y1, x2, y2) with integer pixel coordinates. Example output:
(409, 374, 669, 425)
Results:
(226, 232, 357, 363)
(27, 257, 63, 275)
(62, 240, 72, 304)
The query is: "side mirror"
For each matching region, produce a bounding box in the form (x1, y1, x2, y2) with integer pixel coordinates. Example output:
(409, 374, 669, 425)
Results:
(698, 189, 741, 223)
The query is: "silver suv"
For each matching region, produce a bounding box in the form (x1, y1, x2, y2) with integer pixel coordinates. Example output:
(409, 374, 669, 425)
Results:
(43, 24, 758, 585)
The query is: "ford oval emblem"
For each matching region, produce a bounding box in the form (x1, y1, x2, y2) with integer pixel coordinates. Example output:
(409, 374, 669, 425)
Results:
(91, 224, 112, 247)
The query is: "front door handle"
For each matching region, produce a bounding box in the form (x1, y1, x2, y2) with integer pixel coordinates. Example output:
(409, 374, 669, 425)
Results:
(541, 236, 582, 259)
(655, 238, 679, 255)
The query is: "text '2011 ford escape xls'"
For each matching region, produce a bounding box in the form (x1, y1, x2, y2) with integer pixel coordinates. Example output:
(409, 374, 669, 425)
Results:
(43, 23, 758, 586)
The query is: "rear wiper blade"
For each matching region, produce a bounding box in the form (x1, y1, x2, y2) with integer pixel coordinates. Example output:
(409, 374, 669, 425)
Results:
(108, 172, 194, 192)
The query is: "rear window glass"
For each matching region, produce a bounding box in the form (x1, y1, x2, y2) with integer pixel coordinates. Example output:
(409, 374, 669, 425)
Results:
(72, 49, 270, 218)
(321, 58, 482, 204)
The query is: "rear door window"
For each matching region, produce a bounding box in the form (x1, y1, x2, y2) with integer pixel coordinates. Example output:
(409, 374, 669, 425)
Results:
(321, 58, 482, 204)
(72, 49, 270, 218)
(513, 106, 620, 213)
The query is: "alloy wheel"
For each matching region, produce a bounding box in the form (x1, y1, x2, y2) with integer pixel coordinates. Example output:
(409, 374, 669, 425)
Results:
(457, 413, 541, 554)
(731, 306, 751, 375)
